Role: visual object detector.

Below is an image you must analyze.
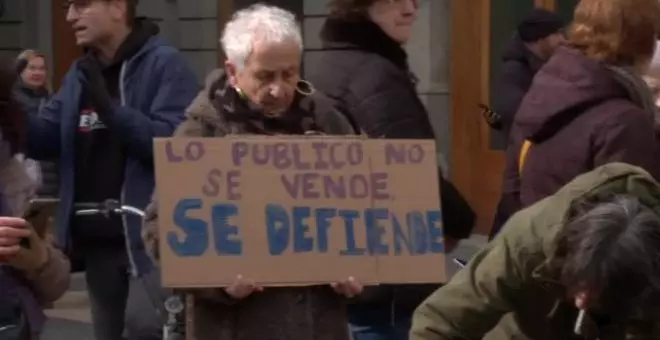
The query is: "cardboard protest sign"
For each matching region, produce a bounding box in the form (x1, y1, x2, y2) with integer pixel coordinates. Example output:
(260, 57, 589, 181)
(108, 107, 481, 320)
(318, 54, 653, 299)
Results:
(153, 137, 445, 288)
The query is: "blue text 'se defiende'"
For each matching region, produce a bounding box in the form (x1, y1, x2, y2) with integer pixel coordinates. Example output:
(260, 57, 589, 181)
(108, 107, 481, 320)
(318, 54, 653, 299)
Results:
(168, 199, 444, 257)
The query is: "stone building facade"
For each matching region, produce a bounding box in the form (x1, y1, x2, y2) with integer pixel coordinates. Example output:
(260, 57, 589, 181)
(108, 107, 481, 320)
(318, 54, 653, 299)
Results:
(0, 0, 451, 171)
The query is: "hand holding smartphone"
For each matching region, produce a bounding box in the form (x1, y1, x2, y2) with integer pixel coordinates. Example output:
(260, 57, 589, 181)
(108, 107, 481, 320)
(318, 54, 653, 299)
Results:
(20, 198, 59, 248)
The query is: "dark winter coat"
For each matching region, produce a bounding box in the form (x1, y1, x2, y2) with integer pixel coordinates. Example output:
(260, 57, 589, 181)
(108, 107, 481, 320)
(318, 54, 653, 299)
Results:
(12, 82, 59, 198)
(492, 33, 545, 139)
(499, 46, 660, 223)
(308, 16, 476, 319)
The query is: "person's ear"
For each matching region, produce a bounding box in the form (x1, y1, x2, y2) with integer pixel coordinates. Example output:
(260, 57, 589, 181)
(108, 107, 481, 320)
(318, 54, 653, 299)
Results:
(225, 60, 239, 88)
(107, 0, 126, 22)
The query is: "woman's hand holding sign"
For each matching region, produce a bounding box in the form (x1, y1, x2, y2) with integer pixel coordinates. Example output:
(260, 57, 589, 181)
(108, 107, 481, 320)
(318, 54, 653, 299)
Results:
(224, 274, 363, 299)
(331, 276, 363, 298)
(225, 274, 263, 299)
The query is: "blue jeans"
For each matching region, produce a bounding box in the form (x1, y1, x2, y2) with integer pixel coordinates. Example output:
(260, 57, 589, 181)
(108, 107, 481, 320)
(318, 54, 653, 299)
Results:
(348, 305, 411, 340)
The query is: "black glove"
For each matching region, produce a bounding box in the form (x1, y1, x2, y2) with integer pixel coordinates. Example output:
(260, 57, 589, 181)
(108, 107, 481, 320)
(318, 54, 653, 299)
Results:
(78, 54, 114, 120)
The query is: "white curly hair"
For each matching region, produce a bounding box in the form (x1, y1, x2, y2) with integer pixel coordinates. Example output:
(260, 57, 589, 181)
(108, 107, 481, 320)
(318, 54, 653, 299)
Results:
(220, 4, 303, 70)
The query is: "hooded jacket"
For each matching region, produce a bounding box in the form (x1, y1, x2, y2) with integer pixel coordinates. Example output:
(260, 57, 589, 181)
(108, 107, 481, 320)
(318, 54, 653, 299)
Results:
(499, 46, 660, 222)
(25, 19, 199, 276)
(411, 163, 660, 340)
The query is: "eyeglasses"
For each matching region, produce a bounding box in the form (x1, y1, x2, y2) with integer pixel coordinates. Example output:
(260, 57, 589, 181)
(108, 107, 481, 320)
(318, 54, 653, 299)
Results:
(62, 0, 90, 9)
(62, 0, 106, 11)
(384, 0, 425, 7)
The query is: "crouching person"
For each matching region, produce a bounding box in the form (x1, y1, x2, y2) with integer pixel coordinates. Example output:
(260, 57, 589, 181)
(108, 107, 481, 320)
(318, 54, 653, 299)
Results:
(410, 163, 660, 340)
(143, 4, 360, 340)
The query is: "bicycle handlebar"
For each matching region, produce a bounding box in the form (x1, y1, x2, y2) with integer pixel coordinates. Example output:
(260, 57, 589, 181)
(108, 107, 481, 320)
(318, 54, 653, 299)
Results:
(73, 199, 145, 218)
(74, 206, 145, 218)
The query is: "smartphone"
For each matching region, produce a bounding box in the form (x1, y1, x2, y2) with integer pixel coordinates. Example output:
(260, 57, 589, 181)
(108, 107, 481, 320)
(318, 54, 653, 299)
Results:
(20, 198, 60, 248)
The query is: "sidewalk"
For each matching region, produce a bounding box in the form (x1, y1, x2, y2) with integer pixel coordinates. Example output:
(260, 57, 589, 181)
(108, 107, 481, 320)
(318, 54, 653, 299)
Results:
(42, 273, 94, 340)
(37, 236, 485, 340)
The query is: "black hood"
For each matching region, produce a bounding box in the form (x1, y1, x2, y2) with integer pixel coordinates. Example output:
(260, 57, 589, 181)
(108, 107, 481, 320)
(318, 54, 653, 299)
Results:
(320, 17, 409, 71)
(515, 47, 632, 142)
(88, 17, 160, 66)
(501, 33, 544, 72)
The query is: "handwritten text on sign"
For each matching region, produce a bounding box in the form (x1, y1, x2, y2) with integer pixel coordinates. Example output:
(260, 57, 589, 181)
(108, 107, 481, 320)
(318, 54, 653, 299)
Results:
(154, 138, 444, 287)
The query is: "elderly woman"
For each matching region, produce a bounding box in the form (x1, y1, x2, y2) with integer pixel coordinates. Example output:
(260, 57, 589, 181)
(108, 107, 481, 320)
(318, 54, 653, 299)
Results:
(0, 59, 70, 338)
(308, 1, 474, 338)
(496, 0, 660, 227)
(12, 50, 58, 199)
(142, 4, 358, 340)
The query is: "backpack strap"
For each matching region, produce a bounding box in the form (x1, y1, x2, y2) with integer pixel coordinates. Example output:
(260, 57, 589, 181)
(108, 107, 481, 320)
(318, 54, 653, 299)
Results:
(516, 98, 609, 176)
(518, 139, 533, 174)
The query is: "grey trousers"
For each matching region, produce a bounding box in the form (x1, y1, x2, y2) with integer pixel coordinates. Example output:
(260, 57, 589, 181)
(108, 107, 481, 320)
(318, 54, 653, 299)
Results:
(84, 246, 167, 340)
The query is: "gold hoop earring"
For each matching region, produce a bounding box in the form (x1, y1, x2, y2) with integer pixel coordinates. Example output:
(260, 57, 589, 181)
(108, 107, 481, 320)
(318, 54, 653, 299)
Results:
(296, 79, 316, 96)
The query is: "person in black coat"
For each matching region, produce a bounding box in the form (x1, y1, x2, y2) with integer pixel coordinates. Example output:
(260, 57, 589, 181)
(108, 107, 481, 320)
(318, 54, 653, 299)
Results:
(489, 9, 565, 240)
(309, 0, 475, 339)
(492, 8, 566, 140)
(13, 50, 59, 198)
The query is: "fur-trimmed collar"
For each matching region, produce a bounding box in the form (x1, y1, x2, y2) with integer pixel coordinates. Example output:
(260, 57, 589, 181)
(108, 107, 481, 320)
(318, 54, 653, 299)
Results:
(320, 17, 409, 71)
(191, 69, 320, 135)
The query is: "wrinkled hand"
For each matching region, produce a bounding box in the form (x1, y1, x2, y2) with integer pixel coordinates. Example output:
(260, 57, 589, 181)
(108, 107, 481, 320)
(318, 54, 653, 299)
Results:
(79, 54, 114, 118)
(0, 217, 48, 272)
(224, 275, 263, 299)
(331, 276, 363, 298)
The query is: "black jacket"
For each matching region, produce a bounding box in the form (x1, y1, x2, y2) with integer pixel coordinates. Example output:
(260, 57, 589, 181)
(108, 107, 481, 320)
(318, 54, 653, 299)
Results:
(492, 34, 545, 139)
(311, 18, 434, 138)
(12, 82, 58, 197)
(309, 16, 475, 315)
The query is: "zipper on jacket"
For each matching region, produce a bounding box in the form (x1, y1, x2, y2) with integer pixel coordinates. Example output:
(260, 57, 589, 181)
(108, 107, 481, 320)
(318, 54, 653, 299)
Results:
(119, 61, 138, 277)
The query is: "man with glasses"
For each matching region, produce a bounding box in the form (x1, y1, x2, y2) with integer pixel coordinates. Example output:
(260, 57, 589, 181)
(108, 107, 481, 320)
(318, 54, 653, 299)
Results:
(26, 1, 198, 339)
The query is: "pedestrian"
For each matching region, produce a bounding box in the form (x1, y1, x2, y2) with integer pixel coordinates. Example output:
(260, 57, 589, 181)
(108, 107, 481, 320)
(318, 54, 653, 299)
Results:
(143, 4, 359, 340)
(13, 50, 58, 199)
(410, 163, 660, 339)
(309, 1, 474, 338)
(492, 8, 566, 140)
(25, 0, 199, 339)
(492, 0, 660, 238)
(0, 57, 70, 340)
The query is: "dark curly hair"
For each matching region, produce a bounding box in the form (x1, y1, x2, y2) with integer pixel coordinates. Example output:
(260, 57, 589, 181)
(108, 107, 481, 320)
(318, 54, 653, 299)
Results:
(550, 194, 660, 321)
(328, 0, 378, 18)
(0, 57, 26, 155)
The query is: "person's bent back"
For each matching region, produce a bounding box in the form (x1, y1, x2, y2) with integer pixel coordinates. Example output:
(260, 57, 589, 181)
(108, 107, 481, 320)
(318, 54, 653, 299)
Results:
(499, 0, 660, 224)
(411, 163, 660, 339)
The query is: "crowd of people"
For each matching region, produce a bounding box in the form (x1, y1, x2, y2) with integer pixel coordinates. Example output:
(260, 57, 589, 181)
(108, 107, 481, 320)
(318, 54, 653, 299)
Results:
(1, 0, 660, 339)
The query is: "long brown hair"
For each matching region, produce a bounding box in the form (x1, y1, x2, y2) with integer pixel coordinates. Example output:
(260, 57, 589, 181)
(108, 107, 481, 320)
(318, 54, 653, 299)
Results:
(0, 57, 26, 155)
(568, 0, 660, 66)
